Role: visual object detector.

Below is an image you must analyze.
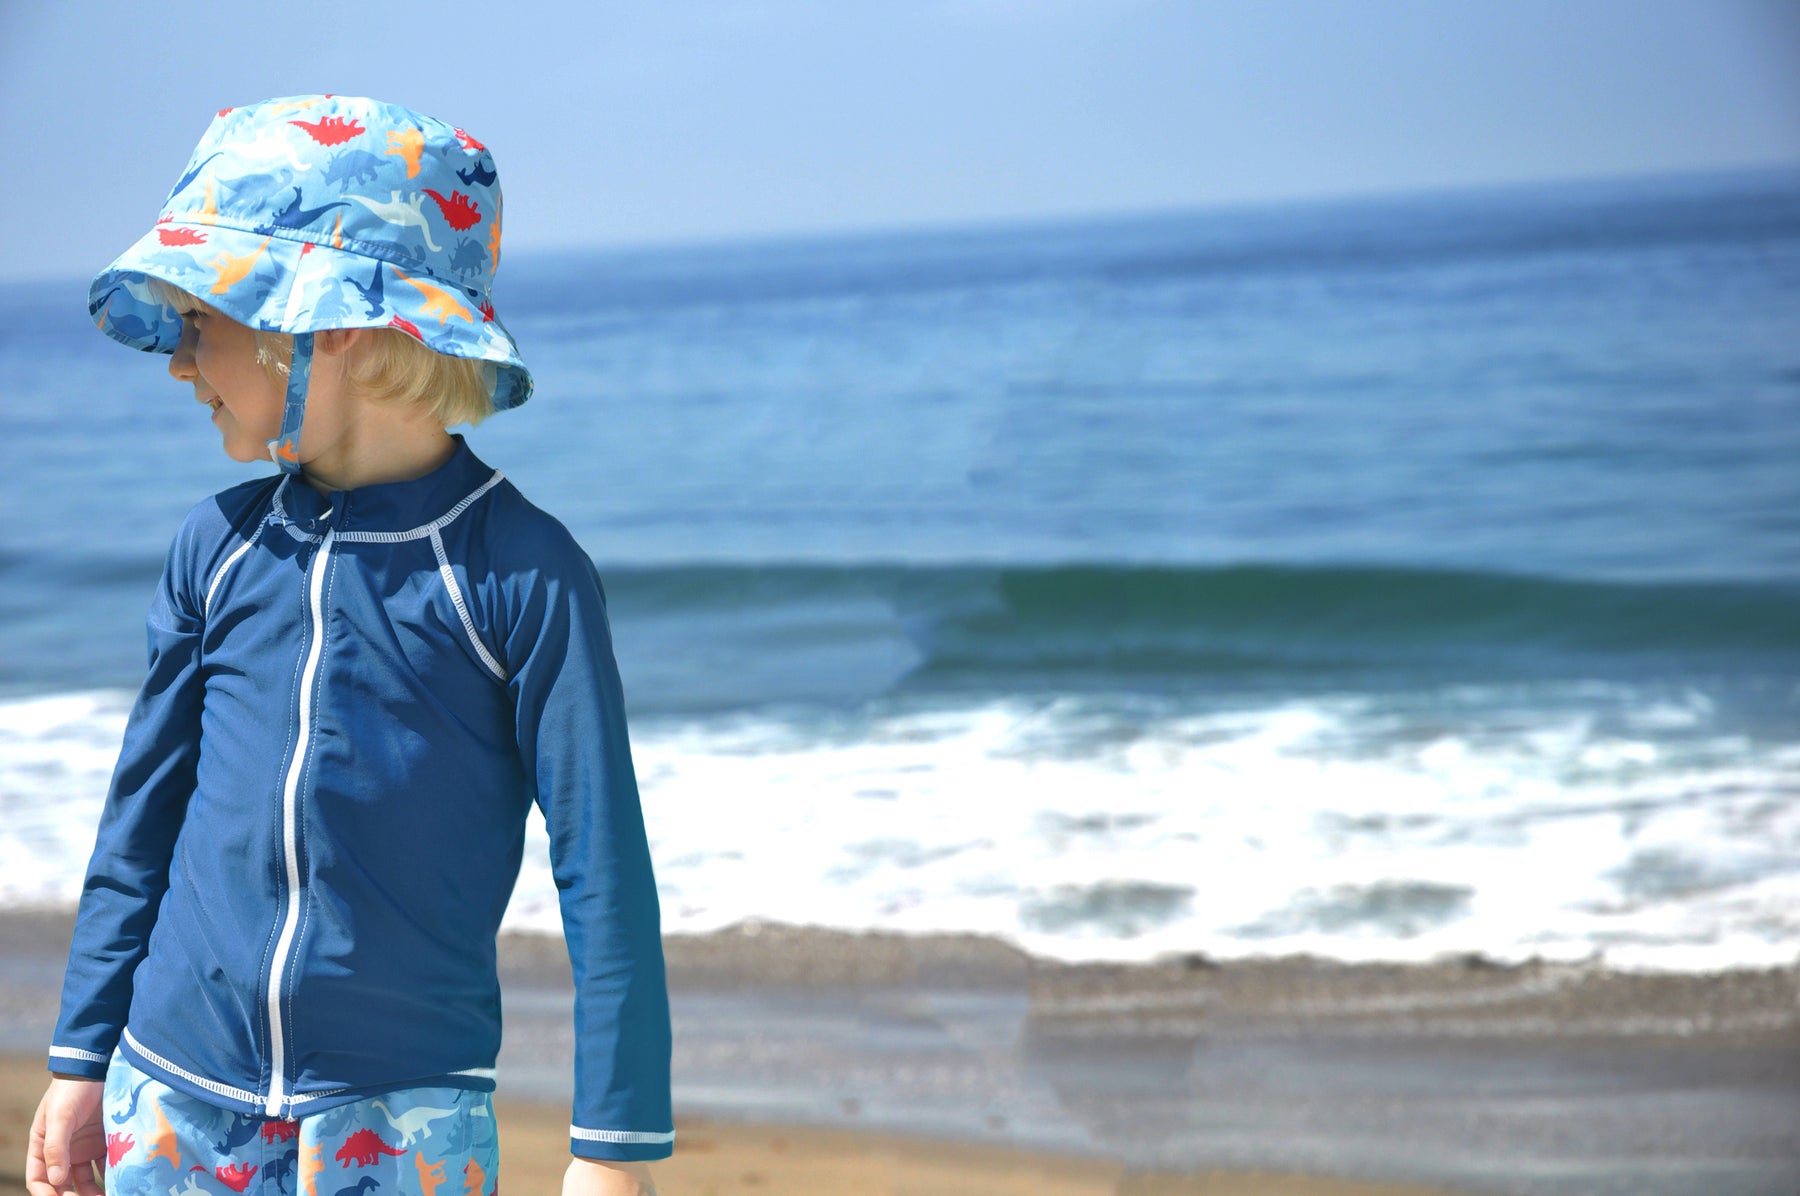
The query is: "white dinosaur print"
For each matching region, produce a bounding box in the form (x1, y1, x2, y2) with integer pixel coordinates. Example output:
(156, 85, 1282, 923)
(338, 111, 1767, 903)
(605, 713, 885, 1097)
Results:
(344, 191, 442, 252)
(367, 1098, 460, 1146)
(168, 1175, 208, 1196)
(229, 129, 313, 173)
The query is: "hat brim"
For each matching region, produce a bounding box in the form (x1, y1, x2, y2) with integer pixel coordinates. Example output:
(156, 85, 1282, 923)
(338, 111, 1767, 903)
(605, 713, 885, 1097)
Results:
(90, 219, 532, 411)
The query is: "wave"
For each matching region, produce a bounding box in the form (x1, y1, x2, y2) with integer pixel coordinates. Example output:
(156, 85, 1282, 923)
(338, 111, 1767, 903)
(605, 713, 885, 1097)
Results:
(593, 560, 1800, 690)
(9, 552, 1796, 701)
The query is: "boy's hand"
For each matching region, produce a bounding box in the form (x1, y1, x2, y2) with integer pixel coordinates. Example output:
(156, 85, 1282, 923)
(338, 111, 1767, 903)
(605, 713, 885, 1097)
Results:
(25, 1077, 106, 1196)
(563, 1157, 658, 1196)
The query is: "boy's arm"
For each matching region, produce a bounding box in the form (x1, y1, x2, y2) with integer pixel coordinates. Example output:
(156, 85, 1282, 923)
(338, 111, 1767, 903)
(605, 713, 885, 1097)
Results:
(49, 525, 205, 1078)
(508, 543, 674, 1164)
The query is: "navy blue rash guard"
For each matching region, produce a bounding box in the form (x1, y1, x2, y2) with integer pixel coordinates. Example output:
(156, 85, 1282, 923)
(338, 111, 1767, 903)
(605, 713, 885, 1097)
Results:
(49, 436, 673, 1162)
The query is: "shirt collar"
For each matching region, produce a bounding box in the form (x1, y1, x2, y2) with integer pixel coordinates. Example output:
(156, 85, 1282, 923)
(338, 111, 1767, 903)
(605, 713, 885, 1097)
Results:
(271, 434, 496, 536)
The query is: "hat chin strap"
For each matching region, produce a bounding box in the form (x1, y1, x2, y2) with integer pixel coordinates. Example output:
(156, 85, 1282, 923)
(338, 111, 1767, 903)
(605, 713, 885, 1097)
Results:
(267, 332, 314, 474)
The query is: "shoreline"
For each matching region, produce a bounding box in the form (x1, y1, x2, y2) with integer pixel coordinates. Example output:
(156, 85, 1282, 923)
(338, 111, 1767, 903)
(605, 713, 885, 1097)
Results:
(4, 911, 1798, 1194)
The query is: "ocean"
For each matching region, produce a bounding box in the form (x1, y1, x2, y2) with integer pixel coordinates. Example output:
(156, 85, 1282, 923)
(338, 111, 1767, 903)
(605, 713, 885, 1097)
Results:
(2, 166, 1796, 972)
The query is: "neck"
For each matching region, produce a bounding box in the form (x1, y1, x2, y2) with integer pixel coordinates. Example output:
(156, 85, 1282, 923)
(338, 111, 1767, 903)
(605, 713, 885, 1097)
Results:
(299, 420, 457, 494)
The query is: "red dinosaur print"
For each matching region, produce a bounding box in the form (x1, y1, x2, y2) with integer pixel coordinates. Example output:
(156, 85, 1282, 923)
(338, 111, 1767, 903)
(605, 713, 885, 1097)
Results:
(159, 228, 208, 247)
(292, 115, 365, 145)
(335, 1128, 406, 1167)
(216, 1162, 260, 1192)
(156, 213, 173, 224)
(105, 1132, 133, 1167)
(422, 189, 482, 231)
(218, 107, 235, 117)
(453, 127, 485, 153)
(300, 241, 316, 257)
(389, 314, 423, 341)
(263, 1119, 301, 1144)
(479, 300, 495, 323)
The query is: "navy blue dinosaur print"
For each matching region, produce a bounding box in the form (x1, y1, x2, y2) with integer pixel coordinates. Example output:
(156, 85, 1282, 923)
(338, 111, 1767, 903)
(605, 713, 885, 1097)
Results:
(323, 149, 385, 189)
(448, 238, 486, 277)
(269, 186, 349, 230)
(456, 157, 497, 188)
(111, 1077, 152, 1124)
(214, 1111, 260, 1153)
(333, 1177, 379, 1196)
(349, 263, 385, 318)
(262, 1153, 296, 1195)
(170, 151, 224, 198)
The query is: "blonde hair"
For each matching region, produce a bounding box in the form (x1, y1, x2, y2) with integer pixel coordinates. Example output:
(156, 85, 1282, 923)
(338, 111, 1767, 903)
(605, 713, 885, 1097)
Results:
(146, 278, 495, 427)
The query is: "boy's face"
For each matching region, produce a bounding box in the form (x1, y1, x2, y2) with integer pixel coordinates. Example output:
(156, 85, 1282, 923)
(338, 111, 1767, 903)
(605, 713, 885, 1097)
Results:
(168, 306, 285, 463)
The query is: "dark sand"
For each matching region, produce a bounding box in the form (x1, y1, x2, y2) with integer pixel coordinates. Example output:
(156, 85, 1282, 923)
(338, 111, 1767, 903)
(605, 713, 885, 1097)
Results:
(5, 911, 1798, 1194)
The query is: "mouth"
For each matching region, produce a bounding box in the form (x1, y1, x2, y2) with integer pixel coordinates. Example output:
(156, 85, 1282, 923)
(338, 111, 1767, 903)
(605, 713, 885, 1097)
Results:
(201, 396, 223, 417)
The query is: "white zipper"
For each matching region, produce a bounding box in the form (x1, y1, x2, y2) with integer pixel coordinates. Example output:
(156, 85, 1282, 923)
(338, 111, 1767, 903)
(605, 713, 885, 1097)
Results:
(264, 524, 335, 1116)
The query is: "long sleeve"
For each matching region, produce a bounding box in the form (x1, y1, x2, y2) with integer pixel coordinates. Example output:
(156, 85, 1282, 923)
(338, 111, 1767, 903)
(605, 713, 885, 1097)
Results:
(50, 523, 205, 1079)
(506, 541, 673, 1162)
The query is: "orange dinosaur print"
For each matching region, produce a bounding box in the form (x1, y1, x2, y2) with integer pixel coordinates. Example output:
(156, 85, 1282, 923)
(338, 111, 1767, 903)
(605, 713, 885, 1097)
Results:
(270, 98, 325, 116)
(144, 1095, 181, 1169)
(392, 269, 473, 324)
(453, 127, 485, 153)
(415, 1152, 447, 1196)
(158, 227, 208, 247)
(105, 1131, 133, 1167)
(215, 1162, 259, 1192)
(190, 177, 220, 226)
(263, 1119, 301, 1144)
(209, 236, 272, 295)
(385, 128, 426, 179)
(336, 1128, 406, 1167)
(300, 1143, 324, 1196)
(462, 1156, 486, 1196)
(292, 115, 364, 145)
(422, 188, 482, 231)
(331, 211, 344, 249)
(274, 437, 300, 463)
(486, 218, 501, 273)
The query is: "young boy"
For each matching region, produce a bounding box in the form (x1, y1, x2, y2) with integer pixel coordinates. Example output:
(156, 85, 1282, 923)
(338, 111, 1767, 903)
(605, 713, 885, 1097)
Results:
(24, 96, 671, 1196)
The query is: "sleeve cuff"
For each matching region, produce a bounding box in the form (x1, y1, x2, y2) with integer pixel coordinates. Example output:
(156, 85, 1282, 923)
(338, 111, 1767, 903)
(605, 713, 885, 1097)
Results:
(47, 1045, 111, 1081)
(569, 1125, 675, 1163)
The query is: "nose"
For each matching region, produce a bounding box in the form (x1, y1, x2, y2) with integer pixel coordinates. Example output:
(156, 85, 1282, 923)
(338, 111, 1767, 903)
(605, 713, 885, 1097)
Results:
(169, 319, 199, 385)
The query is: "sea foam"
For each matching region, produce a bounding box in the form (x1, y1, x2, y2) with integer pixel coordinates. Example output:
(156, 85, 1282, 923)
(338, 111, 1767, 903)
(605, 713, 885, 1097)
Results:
(8, 685, 1794, 972)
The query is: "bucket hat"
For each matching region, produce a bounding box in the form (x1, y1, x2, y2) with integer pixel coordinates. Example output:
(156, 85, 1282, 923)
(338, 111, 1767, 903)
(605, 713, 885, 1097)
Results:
(89, 94, 532, 472)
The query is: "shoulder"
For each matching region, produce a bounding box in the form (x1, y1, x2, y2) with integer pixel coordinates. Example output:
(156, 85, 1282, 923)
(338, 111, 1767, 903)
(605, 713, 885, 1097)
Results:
(162, 475, 283, 590)
(173, 475, 282, 546)
(460, 473, 601, 585)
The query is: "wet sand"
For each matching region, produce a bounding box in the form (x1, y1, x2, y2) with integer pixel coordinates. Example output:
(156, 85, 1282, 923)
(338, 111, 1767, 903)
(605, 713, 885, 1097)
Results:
(4, 911, 1798, 1194)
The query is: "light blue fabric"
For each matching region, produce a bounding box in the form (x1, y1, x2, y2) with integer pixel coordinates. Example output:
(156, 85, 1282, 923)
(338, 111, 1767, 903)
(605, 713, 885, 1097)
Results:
(102, 1046, 500, 1196)
(88, 96, 532, 448)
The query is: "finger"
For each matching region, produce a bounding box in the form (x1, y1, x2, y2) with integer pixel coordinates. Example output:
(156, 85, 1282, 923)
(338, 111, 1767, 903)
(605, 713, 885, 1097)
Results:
(71, 1158, 105, 1196)
(25, 1098, 56, 1196)
(40, 1104, 70, 1188)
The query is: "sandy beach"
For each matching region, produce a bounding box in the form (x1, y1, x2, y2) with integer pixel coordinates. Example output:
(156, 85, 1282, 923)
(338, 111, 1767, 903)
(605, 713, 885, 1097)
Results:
(3, 911, 1797, 1195)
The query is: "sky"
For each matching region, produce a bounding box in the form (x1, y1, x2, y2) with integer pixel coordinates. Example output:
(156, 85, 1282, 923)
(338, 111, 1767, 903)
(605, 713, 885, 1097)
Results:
(1, 0, 1795, 282)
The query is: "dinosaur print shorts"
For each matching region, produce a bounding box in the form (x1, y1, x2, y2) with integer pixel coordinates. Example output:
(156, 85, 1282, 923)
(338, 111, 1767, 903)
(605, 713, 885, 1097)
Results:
(99, 1048, 499, 1196)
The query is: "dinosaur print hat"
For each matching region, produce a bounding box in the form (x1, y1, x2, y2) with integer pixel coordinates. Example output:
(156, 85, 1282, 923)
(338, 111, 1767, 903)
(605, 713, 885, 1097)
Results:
(90, 95, 531, 471)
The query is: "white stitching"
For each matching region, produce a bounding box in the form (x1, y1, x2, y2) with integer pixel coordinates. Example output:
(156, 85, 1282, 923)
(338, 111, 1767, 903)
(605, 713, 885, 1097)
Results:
(334, 471, 505, 543)
(48, 1046, 108, 1063)
(570, 1126, 677, 1144)
(123, 1029, 261, 1105)
(204, 518, 267, 618)
(431, 526, 508, 682)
